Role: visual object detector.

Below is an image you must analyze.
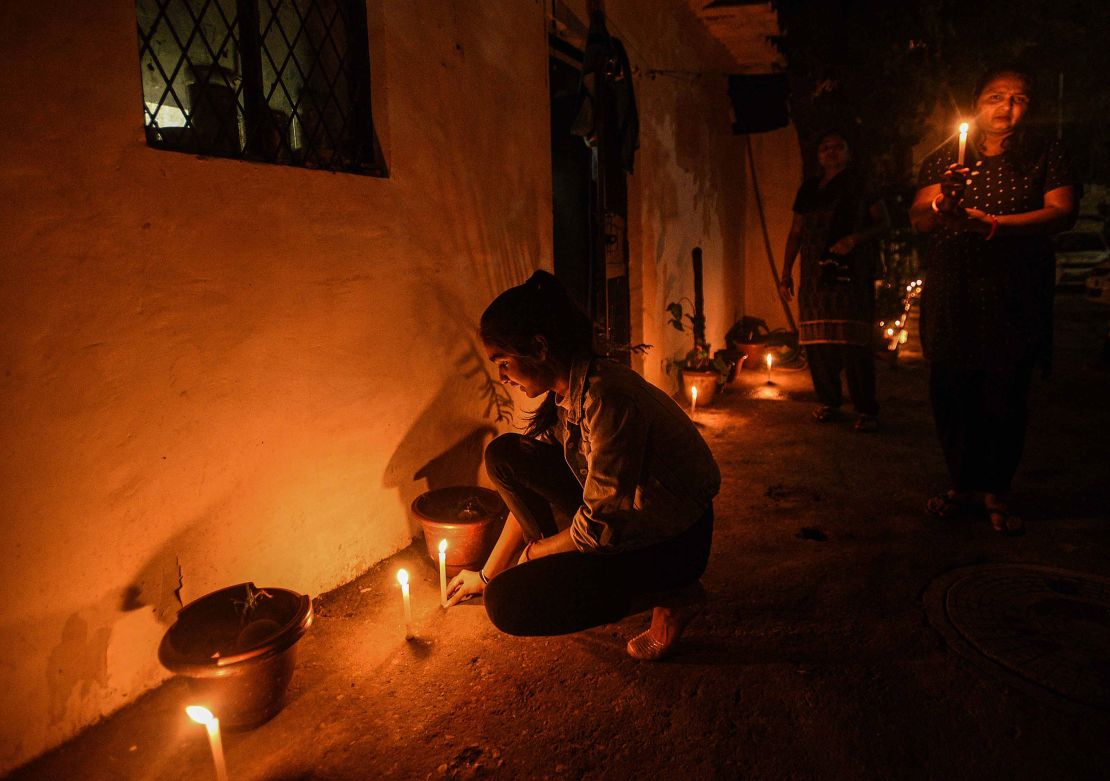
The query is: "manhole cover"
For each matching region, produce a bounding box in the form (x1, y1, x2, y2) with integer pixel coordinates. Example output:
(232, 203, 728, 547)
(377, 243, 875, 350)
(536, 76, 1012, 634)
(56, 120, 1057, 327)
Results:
(925, 564, 1110, 714)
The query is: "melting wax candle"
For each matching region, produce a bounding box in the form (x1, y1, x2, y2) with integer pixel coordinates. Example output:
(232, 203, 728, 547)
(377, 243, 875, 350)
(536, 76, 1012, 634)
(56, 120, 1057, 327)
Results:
(396, 569, 413, 639)
(186, 706, 228, 781)
(438, 539, 448, 607)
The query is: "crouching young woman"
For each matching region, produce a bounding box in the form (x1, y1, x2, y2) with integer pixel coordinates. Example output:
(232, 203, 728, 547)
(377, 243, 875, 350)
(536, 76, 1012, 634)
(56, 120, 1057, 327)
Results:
(446, 270, 720, 660)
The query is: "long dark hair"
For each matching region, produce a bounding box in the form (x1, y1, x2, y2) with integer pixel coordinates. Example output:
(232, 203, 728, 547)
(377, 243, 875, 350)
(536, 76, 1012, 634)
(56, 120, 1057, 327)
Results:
(479, 270, 595, 436)
(971, 65, 1047, 172)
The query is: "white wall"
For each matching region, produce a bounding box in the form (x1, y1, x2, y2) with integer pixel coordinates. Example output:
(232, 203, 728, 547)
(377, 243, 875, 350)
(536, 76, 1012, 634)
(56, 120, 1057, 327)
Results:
(0, 1, 550, 771)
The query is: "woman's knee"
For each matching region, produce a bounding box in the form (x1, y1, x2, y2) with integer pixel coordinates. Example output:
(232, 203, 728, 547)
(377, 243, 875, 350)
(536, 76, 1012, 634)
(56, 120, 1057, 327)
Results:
(484, 556, 630, 636)
(484, 433, 527, 482)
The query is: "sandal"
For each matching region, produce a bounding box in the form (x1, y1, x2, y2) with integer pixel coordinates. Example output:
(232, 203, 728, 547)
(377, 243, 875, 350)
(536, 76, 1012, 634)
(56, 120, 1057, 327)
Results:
(626, 583, 706, 662)
(812, 405, 841, 422)
(853, 414, 880, 433)
(925, 491, 977, 518)
(986, 505, 1025, 536)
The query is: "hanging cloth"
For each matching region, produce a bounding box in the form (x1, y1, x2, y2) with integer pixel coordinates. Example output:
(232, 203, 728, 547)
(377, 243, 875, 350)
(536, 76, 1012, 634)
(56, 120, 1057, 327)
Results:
(570, 13, 639, 174)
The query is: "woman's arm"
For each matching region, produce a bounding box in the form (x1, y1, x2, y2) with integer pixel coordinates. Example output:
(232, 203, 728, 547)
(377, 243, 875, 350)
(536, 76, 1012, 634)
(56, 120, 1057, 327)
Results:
(520, 526, 578, 561)
(444, 512, 525, 606)
(910, 183, 944, 233)
(779, 213, 805, 301)
(829, 199, 890, 254)
(965, 185, 1079, 237)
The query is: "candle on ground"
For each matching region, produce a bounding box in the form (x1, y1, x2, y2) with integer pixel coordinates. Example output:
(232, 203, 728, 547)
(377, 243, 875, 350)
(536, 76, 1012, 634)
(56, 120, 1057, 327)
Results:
(957, 121, 969, 165)
(186, 706, 228, 781)
(438, 539, 448, 607)
(690, 385, 698, 417)
(765, 352, 774, 384)
(397, 568, 413, 639)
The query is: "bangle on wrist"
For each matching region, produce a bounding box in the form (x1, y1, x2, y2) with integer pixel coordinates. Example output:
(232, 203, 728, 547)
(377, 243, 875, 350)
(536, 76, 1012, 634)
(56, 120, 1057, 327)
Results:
(984, 214, 998, 241)
(479, 569, 490, 585)
(931, 193, 943, 213)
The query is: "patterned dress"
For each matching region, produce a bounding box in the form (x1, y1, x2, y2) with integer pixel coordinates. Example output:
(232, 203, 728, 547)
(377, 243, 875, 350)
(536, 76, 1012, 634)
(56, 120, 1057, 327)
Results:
(916, 138, 1077, 370)
(792, 169, 881, 346)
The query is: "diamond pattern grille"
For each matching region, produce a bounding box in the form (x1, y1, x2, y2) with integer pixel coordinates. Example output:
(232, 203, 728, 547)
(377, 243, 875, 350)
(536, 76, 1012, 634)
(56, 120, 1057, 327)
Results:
(136, 0, 380, 174)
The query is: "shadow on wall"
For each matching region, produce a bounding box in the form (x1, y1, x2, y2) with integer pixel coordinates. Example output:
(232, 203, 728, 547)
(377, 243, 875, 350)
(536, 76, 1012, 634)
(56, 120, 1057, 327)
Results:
(651, 75, 746, 387)
(0, 585, 143, 770)
(382, 281, 514, 539)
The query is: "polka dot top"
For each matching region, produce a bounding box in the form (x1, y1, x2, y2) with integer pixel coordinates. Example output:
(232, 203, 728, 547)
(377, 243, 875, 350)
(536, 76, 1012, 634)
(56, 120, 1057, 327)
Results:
(916, 137, 1078, 369)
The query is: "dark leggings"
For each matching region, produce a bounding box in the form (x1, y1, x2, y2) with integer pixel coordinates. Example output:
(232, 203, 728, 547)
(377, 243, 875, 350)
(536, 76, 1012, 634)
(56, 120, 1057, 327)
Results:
(807, 343, 879, 414)
(483, 433, 714, 636)
(929, 359, 1036, 494)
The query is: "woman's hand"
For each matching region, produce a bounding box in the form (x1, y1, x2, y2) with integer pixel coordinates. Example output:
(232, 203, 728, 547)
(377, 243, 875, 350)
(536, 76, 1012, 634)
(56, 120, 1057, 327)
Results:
(938, 164, 971, 212)
(778, 274, 794, 302)
(828, 235, 857, 255)
(936, 206, 994, 235)
(445, 569, 485, 607)
(962, 208, 995, 235)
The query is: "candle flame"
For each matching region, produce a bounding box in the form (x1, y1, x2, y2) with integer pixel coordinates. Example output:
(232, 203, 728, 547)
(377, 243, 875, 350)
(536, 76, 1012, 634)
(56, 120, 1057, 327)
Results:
(765, 353, 773, 369)
(438, 539, 447, 553)
(186, 705, 216, 726)
(959, 121, 969, 134)
(396, 569, 409, 586)
(690, 386, 698, 402)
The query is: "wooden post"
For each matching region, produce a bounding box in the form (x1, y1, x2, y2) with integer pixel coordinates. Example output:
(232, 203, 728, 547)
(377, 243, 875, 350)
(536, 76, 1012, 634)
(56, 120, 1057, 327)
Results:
(692, 247, 706, 349)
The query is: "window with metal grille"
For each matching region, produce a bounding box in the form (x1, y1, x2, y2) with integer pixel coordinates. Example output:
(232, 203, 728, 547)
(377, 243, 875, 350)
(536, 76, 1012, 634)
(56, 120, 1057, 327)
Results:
(136, 0, 384, 175)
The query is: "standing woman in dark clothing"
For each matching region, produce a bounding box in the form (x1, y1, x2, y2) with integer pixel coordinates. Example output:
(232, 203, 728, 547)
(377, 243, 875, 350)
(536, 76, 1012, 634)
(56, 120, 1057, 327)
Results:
(910, 67, 1079, 534)
(445, 270, 720, 661)
(780, 130, 889, 431)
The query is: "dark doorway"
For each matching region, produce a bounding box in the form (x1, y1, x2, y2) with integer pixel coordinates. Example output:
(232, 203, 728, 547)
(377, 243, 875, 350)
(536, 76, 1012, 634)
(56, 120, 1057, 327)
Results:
(549, 45, 592, 315)
(548, 38, 631, 359)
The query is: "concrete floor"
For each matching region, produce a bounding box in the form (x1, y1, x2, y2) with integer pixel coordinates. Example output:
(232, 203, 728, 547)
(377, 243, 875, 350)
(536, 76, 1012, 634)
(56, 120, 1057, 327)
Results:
(10, 294, 1110, 781)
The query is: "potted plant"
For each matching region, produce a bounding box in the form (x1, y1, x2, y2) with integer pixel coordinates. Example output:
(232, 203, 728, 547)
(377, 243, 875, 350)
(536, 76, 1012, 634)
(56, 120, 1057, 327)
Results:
(666, 247, 732, 405)
(411, 487, 508, 577)
(723, 315, 771, 372)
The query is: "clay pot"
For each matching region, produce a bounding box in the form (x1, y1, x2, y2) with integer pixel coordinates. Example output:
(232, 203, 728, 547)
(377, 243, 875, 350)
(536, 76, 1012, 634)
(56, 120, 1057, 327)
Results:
(680, 369, 720, 406)
(158, 583, 312, 729)
(733, 342, 764, 369)
(411, 487, 508, 577)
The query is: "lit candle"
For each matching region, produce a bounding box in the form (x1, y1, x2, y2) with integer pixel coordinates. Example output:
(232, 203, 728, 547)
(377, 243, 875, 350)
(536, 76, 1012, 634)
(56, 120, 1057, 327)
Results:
(957, 121, 969, 165)
(765, 352, 774, 384)
(186, 706, 228, 781)
(689, 385, 698, 417)
(397, 568, 413, 639)
(438, 539, 448, 607)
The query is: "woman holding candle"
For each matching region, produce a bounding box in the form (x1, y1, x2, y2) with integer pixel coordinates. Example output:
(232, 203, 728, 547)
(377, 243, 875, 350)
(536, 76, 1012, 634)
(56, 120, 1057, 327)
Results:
(909, 66, 1079, 535)
(445, 270, 720, 661)
(779, 129, 888, 432)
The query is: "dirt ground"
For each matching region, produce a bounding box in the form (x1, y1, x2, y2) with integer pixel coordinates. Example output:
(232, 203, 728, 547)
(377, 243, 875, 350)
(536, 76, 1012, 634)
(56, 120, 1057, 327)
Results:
(10, 293, 1110, 781)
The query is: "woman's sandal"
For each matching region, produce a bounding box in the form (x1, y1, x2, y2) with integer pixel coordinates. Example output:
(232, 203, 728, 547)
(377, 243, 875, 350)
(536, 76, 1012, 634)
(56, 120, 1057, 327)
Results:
(812, 405, 841, 422)
(925, 491, 977, 518)
(853, 414, 880, 433)
(626, 584, 707, 662)
(987, 507, 1025, 536)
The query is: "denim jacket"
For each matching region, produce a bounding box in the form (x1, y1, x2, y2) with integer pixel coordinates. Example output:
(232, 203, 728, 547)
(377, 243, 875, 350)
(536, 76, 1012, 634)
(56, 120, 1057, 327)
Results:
(550, 357, 720, 552)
